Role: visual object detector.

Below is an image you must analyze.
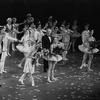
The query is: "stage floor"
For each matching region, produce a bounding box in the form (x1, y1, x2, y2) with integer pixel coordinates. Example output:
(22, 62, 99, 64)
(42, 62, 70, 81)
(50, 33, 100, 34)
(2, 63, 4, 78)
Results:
(0, 51, 100, 100)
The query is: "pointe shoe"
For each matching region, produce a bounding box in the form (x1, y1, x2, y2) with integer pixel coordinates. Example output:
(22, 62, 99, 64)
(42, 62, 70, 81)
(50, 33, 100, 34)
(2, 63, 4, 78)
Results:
(31, 81, 35, 86)
(47, 79, 52, 83)
(80, 63, 86, 69)
(52, 77, 58, 81)
(88, 68, 93, 72)
(80, 65, 83, 69)
(8, 53, 11, 56)
(2, 70, 7, 73)
(18, 64, 23, 68)
(12, 49, 16, 51)
(19, 79, 24, 84)
(0, 70, 7, 74)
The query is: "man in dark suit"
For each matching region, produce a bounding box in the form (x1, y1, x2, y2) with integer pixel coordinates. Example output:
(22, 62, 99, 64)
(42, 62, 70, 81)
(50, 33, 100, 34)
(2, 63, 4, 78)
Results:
(42, 28, 53, 72)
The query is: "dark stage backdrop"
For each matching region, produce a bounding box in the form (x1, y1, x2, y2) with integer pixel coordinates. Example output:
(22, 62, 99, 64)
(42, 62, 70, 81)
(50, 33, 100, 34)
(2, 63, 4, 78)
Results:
(0, 0, 100, 39)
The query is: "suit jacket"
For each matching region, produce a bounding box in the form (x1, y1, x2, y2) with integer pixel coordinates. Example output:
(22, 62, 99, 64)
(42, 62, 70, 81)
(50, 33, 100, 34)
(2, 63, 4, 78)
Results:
(42, 35, 53, 50)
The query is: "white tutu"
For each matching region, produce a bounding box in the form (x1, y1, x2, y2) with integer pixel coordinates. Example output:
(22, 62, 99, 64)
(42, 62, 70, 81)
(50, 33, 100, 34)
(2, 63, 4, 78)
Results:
(16, 44, 31, 53)
(78, 44, 99, 54)
(23, 58, 35, 74)
(44, 54, 62, 62)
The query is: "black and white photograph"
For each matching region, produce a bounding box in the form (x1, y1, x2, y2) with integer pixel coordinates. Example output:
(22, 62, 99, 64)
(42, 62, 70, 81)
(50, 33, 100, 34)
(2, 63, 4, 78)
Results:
(0, 0, 100, 100)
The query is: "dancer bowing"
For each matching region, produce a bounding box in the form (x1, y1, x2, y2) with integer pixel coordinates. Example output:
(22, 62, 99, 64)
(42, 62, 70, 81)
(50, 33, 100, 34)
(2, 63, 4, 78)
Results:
(0, 28, 19, 74)
(78, 24, 99, 71)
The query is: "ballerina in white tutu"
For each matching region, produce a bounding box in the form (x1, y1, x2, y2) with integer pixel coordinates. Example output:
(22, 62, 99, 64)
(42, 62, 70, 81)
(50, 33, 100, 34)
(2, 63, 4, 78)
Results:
(78, 24, 99, 71)
(17, 23, 36, 68)
(0, 28, 19, 74)
(18, 30, 38, 86)
(43, 37, 64, 82)
(18, 43, 37, 86)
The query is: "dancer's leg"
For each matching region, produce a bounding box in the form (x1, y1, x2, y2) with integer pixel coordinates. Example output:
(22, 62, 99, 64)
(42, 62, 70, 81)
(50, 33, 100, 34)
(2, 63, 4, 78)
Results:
(72, 38, 76, 52)
(88, 53, 93, 71)
(0, 52, 7, 73)
(12, 42, 16, 51)
(51, 61, 57, 81)
(19, 73, 26, 84)
(7, 40, 11, 56)
(80, 53, 88, 69)
(18, 57, 25, 68)
(47, 61, 53, 82)
(62, 51, 68, 60)
(29, 73, 35, 86)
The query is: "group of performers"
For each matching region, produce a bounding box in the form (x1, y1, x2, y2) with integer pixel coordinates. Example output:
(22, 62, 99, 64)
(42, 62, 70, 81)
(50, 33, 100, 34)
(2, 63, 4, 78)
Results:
(0, 13, 99, 87)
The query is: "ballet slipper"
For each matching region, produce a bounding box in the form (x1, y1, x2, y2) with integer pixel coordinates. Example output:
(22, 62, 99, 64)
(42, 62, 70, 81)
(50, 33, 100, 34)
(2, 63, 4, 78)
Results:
(8, 53, 11, 56)
(80, 63, 87, 69)
(52, 77, 58, 81)
(80, 65, 83, 69)
(0, 70, 7, 74)
(31, 81, 35, 86)
(19, 79, 24, 84)
(12, 48, 16, 51)
(47, 78, 52, 83)
(18, 64, 23, 68)
(88, 68, 93, 72)
(2, 70, 7, 73)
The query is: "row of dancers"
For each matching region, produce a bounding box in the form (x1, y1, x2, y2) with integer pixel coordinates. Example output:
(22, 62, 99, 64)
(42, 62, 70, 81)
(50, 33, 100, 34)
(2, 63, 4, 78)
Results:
(0, 14, 99, 86)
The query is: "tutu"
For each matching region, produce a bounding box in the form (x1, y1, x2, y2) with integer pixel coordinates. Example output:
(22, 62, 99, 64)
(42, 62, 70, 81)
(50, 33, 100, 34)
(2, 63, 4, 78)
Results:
(43, 54, 62, 62)
(49, 55, 62, 62)
(16, 44, 32, 53)
(78, 44, 99, 54)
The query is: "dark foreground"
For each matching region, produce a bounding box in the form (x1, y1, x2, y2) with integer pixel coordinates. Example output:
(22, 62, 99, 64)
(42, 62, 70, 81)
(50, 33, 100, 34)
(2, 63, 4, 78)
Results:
(0, 51, 100, 100)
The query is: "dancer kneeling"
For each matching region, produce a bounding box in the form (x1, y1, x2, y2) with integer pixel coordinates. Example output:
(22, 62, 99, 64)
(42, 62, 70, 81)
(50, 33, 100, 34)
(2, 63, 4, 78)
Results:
(43, 38, 64, 82)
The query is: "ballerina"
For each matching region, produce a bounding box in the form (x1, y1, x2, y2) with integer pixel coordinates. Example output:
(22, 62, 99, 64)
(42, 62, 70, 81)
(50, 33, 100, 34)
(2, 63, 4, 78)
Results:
(71, 20, 81, 52)
(18, 34, 39, 86)
(79, 24, 99, 71)
(0, 28, 19, 74)
(43, 37, 64, 82)
(60, 24, 69, 60)
(17, 23, 36, 68)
